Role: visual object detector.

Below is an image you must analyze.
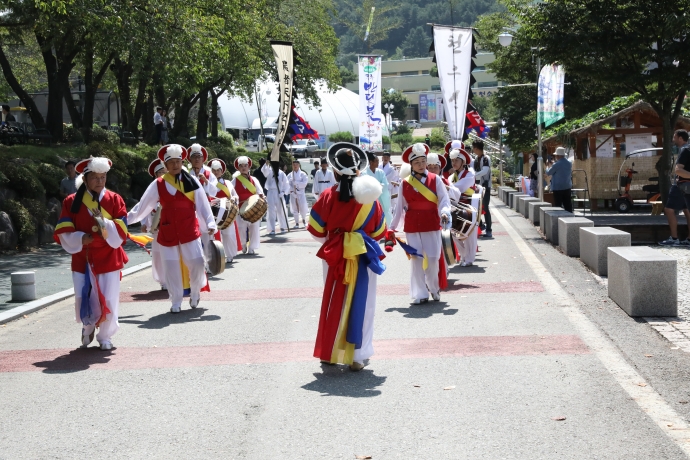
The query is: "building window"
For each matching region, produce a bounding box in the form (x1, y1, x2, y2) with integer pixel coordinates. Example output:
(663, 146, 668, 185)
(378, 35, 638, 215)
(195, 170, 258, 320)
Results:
(421, 70, 430, 75)
(478, 81, 498, 88)
(472, 66, 486, 72)
(400, 71, 419, 76)
(431, 85, 441, 91)
(382, 72, 398, 77)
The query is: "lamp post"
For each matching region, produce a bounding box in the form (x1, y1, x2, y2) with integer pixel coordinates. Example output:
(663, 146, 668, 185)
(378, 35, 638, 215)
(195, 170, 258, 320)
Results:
(383, 103, 395, 133)
(498, 32, 545, 202)
(499, 119, 505, 186)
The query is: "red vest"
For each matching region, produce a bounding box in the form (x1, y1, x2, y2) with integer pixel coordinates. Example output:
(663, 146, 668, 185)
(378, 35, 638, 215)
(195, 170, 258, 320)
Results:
(402, 173, 441, 233)
(55, 190, 129, 274)
(234, 175, 257, 205)
(156, 179, 200, 247)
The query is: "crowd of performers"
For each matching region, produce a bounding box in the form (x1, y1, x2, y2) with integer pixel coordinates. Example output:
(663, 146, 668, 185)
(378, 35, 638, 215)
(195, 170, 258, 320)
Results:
(53, 140, 491, 372)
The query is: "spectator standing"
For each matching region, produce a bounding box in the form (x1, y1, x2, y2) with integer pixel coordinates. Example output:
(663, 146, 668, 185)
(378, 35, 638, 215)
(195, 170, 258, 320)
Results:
(424, 134, 431, 147)
(472, 140, 493, 238)
(253, 157, 268, 191)
(545, 147, 573, 212)
(529, 153, 539, 196)
(2, 104, 15, 123)
(660, 129, 690, 245)
(160, 109, 169, 144)
(60, 161, 78, 199)
(310, 160, 319, 178)
(153, 107, 163, 145)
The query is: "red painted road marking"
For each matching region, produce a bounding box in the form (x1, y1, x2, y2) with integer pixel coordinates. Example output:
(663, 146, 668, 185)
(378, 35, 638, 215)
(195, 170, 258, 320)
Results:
(119, 281, 544, 302)
(0, 335, 589, 373)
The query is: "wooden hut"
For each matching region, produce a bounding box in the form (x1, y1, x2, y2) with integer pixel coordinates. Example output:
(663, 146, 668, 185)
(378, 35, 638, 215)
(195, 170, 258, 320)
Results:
(537, 101, 690, 210)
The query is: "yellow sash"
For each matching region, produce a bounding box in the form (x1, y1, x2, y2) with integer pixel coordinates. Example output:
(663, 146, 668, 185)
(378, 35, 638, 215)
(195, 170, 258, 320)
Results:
(162, 173, 195, 203)
(330, 202, 373, 364)
(451, 172, 475, 196)
(405, 174, 438, 204)
(236, 174, 256, 194)
(82, 190, 153, 246)
(216, 180, 231, 198)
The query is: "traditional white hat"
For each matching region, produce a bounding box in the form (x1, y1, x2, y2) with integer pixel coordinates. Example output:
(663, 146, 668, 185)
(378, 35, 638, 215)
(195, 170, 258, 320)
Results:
(148, 158, 165, 177)
(158, 144, 188, 163)
(427, 152, 447, 170)
(209, 159, 226, 174)
(234, 156, 252, 169)
(555, 146, 567, 156)
(75, 157, 112, 174)
(402, 142, 430, 163)
(449, 148, 471, 165)
(188, 143, 208, 162)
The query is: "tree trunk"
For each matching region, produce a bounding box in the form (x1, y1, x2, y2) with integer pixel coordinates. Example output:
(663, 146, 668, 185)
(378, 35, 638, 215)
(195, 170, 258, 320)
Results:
(132, 74, 149, 139)
(112, 58, 132, 132)
(0, 44, 46, 129)
(196, 90, 209, 140)
(144, 91, 156, 144)
(171, 95, 194, 139)
(62, 72, 81, 129)
(210, 89, 224, 138)
(81, 53, 114, 142)
(38, 39, 65, 141)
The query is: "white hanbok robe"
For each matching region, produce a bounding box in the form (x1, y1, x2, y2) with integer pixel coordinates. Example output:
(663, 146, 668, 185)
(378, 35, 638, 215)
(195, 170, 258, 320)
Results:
(287, 169, 309, 225)
(231, 175, 265, 251)
(261, 163, 290, 232)
(313, 169, 336, 198)
(451, 169, 479, 264)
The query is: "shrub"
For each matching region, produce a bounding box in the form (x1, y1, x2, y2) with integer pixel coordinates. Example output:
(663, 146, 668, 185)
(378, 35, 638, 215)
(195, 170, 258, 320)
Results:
(236, 147, 247, 153)
(391, 133, 412, 152)
(90, 125, 119, 145)
(26, 163, 65, 200)
(63, 124, 84, 144)
(430, 128, 447, 149)
(1, 199, 35, 247)
(382, 136, 391, 145)
(395, 124, 411, 135)
(328, 131, 354, 143)
(20, 198, 48, 225)
(412, 136, 426, 144)
(0, 159, 46, 200)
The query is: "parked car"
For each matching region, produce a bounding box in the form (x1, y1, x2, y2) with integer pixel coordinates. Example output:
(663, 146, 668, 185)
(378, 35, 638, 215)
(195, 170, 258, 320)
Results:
(288, 139, 319, 158)
(406, 119, 422, 129)
(391, 119, 401, 130)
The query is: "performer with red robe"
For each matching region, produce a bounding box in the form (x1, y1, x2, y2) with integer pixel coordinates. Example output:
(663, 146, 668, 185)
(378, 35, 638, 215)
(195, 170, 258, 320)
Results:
(308, 143, 387, 371)
(54, 157, 129, 350)
(449, 148, 480, 267)
(231, 156, 265, 255)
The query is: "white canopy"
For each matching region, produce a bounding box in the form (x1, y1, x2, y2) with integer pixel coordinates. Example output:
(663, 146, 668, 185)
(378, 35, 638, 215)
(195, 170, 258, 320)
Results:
(218, 81, 360, 137)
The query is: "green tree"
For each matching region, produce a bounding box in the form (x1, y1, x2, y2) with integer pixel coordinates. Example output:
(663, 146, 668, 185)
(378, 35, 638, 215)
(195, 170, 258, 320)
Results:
(398, 26, 431, 59)
(381, 88, 408, 120)
(523, 0, 690, 202)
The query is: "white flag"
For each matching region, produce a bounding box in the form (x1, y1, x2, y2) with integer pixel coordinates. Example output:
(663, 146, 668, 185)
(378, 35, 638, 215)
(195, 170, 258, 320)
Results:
(433, 26, 473, 140)
(270, 41, 295, 163)
(358, 56, 383, 151)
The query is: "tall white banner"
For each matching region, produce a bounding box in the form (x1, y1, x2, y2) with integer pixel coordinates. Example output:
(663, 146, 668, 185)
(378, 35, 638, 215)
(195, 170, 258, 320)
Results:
(358, 56, 383, 151)
(433, 26, 473, 140)
(270, 41, 295, 163)
(537, 64, 565, 128)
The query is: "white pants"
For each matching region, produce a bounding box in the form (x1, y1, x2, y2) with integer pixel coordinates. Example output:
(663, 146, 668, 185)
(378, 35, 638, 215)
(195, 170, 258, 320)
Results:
(151, 237, 165, 286)
(406, 231, 441, 300)
(353, 269, 378, 362)
(159, 238, 207, 309)
(290, 192, 308, 224)
(221, 221, 240, 260)
(73, 270, 120, 345)
(236, 216, 261, 251)
(454, 229, 477, 264)
(266, 189, 288, 231)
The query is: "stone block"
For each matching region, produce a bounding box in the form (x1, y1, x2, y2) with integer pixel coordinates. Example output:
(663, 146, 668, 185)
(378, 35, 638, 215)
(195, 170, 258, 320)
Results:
(518, 197, 539, 217)
(511, 194, 528, 211)
(608, 246, 677, 317)
(539, 207, 563, 234)
(505, 190, 519, 207)
(11, 271, 36, 302)
(579, 227, 631, 276)
(558, 217, 593, 256)
(529, 202, 550, 226)
(499, 187, 513, 203)
(544, 210, 573, 244)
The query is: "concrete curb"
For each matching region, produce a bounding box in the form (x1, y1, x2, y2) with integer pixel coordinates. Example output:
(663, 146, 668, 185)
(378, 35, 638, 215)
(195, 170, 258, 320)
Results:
(0, 261, 152, 325)
(0, 214, 297, 325)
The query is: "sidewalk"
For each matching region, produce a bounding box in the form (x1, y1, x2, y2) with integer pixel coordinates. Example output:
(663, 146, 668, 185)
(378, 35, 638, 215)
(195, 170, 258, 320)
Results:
(1, 200, 689, 458)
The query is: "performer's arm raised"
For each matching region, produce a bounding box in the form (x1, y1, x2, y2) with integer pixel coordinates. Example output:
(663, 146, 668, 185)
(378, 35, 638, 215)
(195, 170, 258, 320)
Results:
(127, 180, 160, 225)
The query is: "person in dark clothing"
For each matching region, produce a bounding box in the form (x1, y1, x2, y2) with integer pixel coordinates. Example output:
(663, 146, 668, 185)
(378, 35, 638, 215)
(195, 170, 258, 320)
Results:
(310, 160, 319, 178)
(253, 157, 268, 191)
(545, 147, 573, 212)
(529, 153, 539, 195)
(2, 104, 15, 123)
(424, 134, 431, 147)
(660, 129, 690, 245)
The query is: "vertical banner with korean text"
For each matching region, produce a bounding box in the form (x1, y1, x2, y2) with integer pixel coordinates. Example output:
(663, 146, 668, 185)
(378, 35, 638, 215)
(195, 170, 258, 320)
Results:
(432, 26, 473, 140)
(537, 64, 565, 128)
(419, 94, 428, 122)
(358, 55, 383, 151)
(270, 41, 295, 163)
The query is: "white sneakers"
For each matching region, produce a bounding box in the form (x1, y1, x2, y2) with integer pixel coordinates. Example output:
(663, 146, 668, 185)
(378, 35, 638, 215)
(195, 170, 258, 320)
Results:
(170, 305, 181, 314)
(242, 244, 247, 254)
(412, 298, 429, 304)
(100, 342, 112, 351)
(81, 328, 94, 348)
(431, 292, 441, 301)
(190, 298, 199, 309)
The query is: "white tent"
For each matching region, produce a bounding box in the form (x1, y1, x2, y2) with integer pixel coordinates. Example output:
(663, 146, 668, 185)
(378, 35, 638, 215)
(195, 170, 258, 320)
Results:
(218, 81, 360, 139)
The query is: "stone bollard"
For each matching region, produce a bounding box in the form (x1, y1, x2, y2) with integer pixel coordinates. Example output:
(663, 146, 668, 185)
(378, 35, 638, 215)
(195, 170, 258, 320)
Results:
(11, 271, 37, 302)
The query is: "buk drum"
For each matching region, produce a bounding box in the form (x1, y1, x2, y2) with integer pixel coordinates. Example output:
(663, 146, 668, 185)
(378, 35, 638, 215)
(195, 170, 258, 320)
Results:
(207, 240, 226, 276)
(450, 201, 478, 241)
(239, 195, 268, 224)
(211, 198, 239, 230)
(441, 228, 457, 266)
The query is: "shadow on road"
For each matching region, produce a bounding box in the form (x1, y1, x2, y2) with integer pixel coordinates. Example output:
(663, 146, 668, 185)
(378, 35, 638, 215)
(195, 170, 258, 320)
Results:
(118, 308, 221, 329)
(385, 301, 458, 319)
(448, 264, 487, 274)
(33, 347, 114, 373)
(301, 369, 386, 397)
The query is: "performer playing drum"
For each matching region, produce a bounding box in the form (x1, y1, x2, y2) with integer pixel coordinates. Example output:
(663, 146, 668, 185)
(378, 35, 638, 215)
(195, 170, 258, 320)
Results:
(287, 159, 309, 228)
(187, 143, 218, 271)
(308, 142, 387, 371)
(389, 143, 451, 304)
(209, 159, 241, 264)
(427, 152, 459, 269)
(128, 144, 217, 313)
(449, 148, 479, 267)
(231, 156, 265, 255)
(54, 157, 129, 350)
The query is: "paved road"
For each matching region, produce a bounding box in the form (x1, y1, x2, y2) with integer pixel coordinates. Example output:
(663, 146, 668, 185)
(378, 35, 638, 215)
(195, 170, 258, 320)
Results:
(1, 199, 690, 459)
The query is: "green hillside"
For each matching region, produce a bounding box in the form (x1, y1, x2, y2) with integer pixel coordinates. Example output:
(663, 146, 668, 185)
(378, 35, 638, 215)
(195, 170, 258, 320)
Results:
(334, 0, 501, 67)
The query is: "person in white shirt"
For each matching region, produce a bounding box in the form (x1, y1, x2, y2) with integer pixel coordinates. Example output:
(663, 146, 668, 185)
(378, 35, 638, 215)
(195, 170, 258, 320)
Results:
(380, 152, 400, 215)
(287, 159, 309, 228)
(127, 144, 216, 313)
(187, 143, 219, 269)
(261, 160, 290, 234)
(449, 148, 479, 267)
(312, 158, 336, 199)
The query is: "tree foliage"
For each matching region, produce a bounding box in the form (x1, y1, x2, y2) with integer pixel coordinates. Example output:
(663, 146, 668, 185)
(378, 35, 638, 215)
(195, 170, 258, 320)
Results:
(381, 88, 409, 120)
